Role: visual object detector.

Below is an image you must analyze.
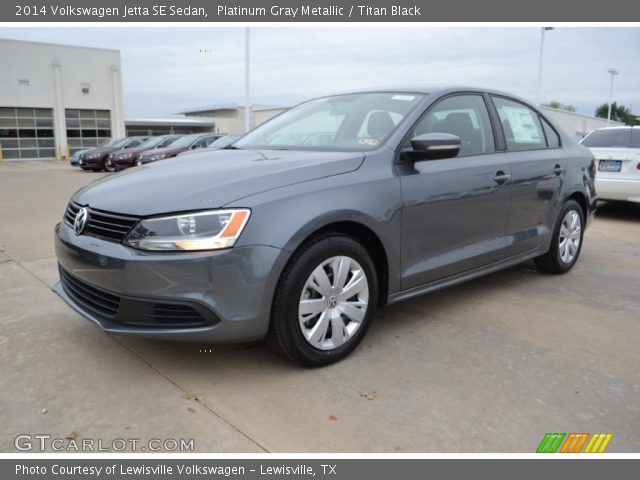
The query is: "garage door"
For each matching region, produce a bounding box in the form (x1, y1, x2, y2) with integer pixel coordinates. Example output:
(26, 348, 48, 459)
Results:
(0, 107, 55, 160)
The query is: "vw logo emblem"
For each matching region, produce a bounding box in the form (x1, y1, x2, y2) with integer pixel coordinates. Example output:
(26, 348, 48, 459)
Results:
(74, 207, 89, 235)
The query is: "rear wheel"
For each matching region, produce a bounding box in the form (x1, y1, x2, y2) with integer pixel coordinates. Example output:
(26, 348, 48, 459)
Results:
(534, 200, 584, 274)
(269, 234, 378, 367)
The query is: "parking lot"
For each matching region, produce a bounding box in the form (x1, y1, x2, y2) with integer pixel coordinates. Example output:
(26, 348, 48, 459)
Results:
(1, 160, 639, 452)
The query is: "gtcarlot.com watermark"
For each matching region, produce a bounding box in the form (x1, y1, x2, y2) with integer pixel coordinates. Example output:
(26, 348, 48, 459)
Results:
(14, 434, 194, 452)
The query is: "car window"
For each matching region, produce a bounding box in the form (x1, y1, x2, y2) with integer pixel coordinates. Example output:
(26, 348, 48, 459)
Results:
(126, 138, 145, 148)
(581, 128, 632, 148)
(492, 97, 546, 151)
(631, 129, 640, 148)
(234, 92, 425, 151)
(158, 137, 178, 148)
(541, 117, 561, 148)
(194, 137, 213, 148)
(411, 94, 495, 156)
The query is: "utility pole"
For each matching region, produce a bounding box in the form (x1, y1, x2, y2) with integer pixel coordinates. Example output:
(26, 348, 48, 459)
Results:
(244, 28, 251, 133)
(607, 68, 619, 126)
(536, 27, 554, 107)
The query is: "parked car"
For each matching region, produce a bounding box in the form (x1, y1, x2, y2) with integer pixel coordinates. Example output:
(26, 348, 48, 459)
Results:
(580, 126, 640, 203)
(106, 135, 183, 172)
(176, 134, 243, 157)
(79, 137, 149, 171)
(54, 87, 596, 366)
(135, 133, 222, 165)
(70, 139, 114, 167)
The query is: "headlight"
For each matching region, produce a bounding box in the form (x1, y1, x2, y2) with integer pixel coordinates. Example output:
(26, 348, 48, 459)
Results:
(125, 209, 251, 251)
(117, 152, 132, 160)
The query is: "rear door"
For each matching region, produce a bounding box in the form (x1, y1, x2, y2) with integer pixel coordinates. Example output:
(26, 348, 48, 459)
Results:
(490, 96, 566, 257)
(399, 93, 512, 289)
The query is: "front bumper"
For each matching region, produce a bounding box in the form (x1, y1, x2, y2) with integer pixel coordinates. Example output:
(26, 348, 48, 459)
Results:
(53, 221, 288, 342)
(595, 178, 640, 203)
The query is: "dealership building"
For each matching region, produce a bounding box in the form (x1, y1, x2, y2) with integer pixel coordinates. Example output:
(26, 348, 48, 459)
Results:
(0, 38, 126, 161)
(0, 38, 624, 162)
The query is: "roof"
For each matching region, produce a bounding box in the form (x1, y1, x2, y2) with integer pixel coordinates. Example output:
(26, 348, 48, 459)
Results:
(124, 116, 216, 127)
(179, 104, 288, 114)
(0, 37, 120, 54)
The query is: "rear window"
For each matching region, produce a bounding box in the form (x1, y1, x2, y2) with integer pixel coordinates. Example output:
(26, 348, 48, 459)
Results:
(581, 129, 633, 148)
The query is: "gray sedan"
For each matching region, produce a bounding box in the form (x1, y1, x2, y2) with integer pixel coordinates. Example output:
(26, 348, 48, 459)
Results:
(54, 87, 596, 366)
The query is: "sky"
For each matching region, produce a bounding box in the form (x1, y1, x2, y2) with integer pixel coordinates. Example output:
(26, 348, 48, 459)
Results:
(1, 27, 638, 118)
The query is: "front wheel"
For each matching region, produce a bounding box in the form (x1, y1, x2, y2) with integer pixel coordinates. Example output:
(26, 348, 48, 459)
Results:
(534, 200, 584, 274)
(269, 234, 378, 367)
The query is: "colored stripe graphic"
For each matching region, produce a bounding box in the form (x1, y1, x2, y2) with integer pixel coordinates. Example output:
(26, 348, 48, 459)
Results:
(560, 433, 589, 453)
(536, 433, 566, 453)
(584, 433, 613, 453)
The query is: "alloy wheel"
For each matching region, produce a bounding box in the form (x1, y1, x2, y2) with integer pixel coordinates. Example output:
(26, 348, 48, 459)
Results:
(558, 209, 582, 264)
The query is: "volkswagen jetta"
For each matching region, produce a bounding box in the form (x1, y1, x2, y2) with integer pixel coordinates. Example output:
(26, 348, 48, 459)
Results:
(54, 87, 596, 366)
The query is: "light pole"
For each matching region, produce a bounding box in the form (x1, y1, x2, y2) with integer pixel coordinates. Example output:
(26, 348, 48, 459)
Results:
(244, 28, 251, 133)
(607, 68, 619, 126)
(536, 27, 554, 107)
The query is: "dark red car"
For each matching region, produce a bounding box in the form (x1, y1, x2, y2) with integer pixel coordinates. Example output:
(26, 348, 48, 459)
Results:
(79, 137, 149, 171)
(136, 133, 222, 165)
(106, 135, 183, 172)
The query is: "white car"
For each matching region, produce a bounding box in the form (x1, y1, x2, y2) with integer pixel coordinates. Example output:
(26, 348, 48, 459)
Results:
(581, 126, 640, 203)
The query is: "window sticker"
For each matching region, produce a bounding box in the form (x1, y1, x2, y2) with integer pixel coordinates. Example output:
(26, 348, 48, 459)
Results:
(391, 95, 416, 101)
(501, 106, 542, 143)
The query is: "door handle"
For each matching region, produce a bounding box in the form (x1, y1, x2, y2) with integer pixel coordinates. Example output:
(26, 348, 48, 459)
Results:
(553, 164, 565, 175)
(493, 171, 511, 185)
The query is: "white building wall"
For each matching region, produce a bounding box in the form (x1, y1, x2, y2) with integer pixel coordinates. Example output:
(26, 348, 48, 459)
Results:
(0, 39, 124, 160)
(541, 106, 623, 141)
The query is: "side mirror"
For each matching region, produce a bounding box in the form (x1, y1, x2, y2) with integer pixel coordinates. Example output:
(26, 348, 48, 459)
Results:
(403, 133, 461, 162)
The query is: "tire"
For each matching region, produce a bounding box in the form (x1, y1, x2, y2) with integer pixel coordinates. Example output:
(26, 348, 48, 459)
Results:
(269, 234, 378, 367)
(104, 160, 116, 172)
(534, 200, 584, 274)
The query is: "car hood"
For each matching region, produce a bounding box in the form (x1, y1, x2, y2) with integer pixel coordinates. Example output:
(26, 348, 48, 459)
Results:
(140, 145, 188, 158)
(82, 147, 118, 156)
(74, 149, 365, 216)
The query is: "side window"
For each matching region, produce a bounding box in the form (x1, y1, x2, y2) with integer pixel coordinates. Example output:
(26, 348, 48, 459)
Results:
(541, 117, 560, 148)
(492, 97, 546, 151)
(126, 139, 143, 148)
(194, 138, 211, 148)
(411, 95, 495, 156)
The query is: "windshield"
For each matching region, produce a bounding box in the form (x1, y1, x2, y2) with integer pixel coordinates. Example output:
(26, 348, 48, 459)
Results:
(101, 138, 125, 148)
(234, 92, 425, 151)
(168, 135, 200, 148)
(581, 128, 639, 148)
(137, 136, 169, 149)
(210, 135, 241, 149)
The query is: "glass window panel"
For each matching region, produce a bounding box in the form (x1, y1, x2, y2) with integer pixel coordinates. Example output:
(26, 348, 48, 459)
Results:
(36, 129, 54, 138)
(0, 118, 17, 128)
(37, 138, 54, 148)
(38, 149, 56, 158)
(35, 109, 53, 118)
(80, 119, 97, 129)
(0, 107, 16, 117)
(18, 129, 37, 138)
(66, 129, 81, 138)
(80, 110, 96, 119)
(66, 119, 80, 129)
(36, 118, 53, 128)
(68, 138, 82, 147)
(20, 149, 39, 158)
(1, 128, 18, 138)
(3, 149, 20, 159)
(16, 108, 35, 118)
(96, 129, 111, 137)
(0, 139, 18, 148)
(19, 139, 37, 148)
(81, 129, 97, 138)
(95, 110, 110, 119)
(82, 138, 99, 147)
(96, 119, 111, 128)
(65, 109, 80, 119)
(17, 118, 35, 128)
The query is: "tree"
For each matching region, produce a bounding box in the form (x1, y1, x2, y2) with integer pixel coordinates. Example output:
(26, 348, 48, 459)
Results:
(543, 100, 576, 112)
(595, 102, 639, 125)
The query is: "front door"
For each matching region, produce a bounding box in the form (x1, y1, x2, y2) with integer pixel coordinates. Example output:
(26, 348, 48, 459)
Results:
(399, 94, 511, 290)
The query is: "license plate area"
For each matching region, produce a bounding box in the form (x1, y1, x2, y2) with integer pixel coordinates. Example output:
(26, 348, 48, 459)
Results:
(598, 160, 622, 172)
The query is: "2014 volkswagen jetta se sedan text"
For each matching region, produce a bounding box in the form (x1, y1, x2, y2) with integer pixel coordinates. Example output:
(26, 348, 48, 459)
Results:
(54, 87, 597, 366)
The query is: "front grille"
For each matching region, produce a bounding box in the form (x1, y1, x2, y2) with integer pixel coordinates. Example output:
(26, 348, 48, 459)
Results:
(60, 267, 120, 317)
(64, 201, 140, 242)
(59, 266, 217, 329)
